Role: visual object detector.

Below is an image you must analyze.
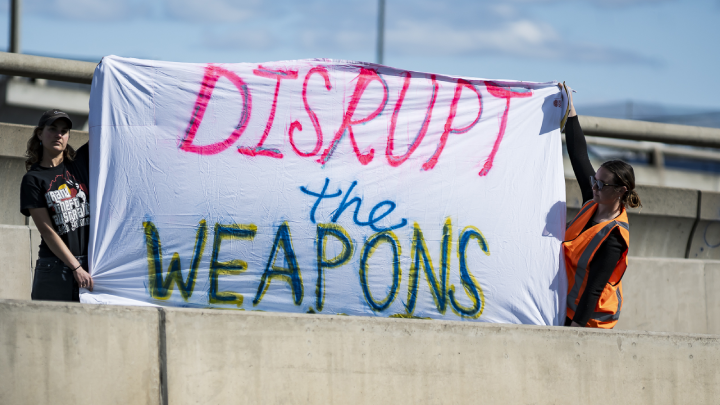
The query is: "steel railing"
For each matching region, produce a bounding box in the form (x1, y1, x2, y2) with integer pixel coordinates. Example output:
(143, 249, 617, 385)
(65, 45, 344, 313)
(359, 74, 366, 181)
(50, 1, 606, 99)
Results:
(0, 51, 95, 84)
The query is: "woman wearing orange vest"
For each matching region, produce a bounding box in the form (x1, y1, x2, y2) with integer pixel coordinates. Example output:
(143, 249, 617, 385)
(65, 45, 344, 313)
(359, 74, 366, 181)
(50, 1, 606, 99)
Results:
(563, 85, 642, 328)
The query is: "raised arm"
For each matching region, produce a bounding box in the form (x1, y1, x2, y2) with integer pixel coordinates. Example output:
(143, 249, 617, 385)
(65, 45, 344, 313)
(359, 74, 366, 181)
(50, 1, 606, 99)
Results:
(563, 85, 595, 204)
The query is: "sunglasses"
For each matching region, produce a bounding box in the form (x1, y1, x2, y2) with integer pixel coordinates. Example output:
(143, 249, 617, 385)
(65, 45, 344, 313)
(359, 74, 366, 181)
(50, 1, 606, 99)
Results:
(590, 176, 621, 191)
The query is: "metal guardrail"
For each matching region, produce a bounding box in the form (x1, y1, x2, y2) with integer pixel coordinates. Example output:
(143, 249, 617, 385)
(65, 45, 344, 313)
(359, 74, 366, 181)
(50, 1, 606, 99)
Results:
(562, 135, 720, 162)
(0, 51, 95, 84)
(578, 116, 720, 149)
(2, 51, 720, 147)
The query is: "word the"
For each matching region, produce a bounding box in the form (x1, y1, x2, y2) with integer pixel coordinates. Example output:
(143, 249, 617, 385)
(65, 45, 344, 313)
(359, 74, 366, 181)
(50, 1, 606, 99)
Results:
(300, 178, 407, 232)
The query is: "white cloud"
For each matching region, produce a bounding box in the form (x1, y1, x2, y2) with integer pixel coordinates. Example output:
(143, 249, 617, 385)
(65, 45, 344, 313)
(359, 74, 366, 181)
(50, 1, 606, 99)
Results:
(589, 0, 675, 7)
(388, 19, 553, 57)
(24, 0, 264, 22)
(196, 0, 376, 53)
(25, 0, 149, 20)
(163, 0, 261, 22)
(386, 17, 658, 65)
(202, 28, 276, 50)
(505, 0, 675, 5)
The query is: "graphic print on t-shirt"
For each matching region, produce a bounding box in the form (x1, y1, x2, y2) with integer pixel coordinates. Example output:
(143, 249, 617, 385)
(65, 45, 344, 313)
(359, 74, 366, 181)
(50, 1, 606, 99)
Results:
(45, 172, 90, 236)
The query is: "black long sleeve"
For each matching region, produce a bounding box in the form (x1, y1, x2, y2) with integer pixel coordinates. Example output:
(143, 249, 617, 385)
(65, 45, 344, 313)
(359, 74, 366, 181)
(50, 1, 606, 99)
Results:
(565, 116, 594, 204)
(75, 142, 90, 171)
(564, 116, 627, 327)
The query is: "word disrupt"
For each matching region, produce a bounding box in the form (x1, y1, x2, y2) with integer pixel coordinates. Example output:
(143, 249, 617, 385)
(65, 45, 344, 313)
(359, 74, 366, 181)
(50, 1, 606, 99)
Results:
(142, 219, 489, 318)
(178, 64, 532, 177)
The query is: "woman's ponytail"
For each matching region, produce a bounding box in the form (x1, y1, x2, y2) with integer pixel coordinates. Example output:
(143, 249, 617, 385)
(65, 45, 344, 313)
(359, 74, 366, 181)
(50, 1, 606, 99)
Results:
(623, 189, 642, 209)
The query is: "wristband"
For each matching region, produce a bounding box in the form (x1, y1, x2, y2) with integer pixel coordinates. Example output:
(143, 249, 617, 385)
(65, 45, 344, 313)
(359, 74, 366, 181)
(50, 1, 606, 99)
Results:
(72, 264, 82, 272)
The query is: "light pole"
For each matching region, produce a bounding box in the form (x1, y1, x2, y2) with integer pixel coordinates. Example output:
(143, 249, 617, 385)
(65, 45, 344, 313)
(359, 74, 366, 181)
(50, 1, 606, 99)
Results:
(376, 0, 385, 64)
(10, 0, 21, 53)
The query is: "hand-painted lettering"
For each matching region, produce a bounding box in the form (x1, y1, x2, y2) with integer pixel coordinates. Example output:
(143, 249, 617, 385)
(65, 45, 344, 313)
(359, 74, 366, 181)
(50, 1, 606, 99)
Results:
(359, 230, 402, 312)
(423, 78, 482, 171)
(299, 178, 342, 224)
(142, 218, 488, 318)
(386, 73, 439, 167)
(253, 221, 304, 306)
(479, 82, 532, 176)
(209, 223, 257, 307)
(143, 219, 207, 300)
(237, 66, 299, 158)
(318, 68, 389, 165)
(406, 218, 451, 315)
(300, 178, 407, 231)
(180, 65, 252, 155)
(448, 226, 487, 318)
(289, 66, 332, 157)
(315, 223, 354, 311)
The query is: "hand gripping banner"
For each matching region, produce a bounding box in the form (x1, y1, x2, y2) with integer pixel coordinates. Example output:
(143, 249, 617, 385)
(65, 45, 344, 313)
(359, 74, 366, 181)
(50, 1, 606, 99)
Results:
(82, 56, 568, 325)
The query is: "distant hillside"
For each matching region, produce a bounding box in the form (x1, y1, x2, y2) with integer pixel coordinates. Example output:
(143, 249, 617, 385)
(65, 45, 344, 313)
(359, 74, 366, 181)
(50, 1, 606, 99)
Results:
(577, 101, 720, 129)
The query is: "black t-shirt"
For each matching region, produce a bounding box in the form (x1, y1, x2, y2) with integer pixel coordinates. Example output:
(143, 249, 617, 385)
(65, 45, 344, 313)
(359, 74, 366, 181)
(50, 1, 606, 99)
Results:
(20, 143, 90, 258)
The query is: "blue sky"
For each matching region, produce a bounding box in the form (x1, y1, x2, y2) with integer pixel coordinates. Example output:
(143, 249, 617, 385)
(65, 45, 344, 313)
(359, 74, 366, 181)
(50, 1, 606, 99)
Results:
(1, 0, 719, 110)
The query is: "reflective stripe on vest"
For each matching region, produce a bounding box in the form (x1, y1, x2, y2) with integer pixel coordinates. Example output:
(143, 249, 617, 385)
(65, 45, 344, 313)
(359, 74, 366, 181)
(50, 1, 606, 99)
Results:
(566, 201, 596, 230)
(591, 288, 622, 322)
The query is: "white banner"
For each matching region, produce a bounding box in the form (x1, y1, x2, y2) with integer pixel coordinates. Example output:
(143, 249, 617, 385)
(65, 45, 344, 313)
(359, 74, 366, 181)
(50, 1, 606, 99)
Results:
(82, 56, 567, 325)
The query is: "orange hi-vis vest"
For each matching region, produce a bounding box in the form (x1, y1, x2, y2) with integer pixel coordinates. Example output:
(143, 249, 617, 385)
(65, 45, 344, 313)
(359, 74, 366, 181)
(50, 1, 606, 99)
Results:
(563, 201, 630, 329)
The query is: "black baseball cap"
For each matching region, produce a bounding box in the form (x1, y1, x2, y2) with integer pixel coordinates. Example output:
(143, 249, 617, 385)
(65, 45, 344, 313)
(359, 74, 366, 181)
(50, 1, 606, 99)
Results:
(38, 109, 73, 129)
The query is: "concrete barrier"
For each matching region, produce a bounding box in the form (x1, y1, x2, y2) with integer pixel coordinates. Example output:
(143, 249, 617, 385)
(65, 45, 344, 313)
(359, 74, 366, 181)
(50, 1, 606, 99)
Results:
(165, 308, 720, 405)
(0, 300, 161, 405)
(617, 258, 720, 335)
(0, 225, 32, 300)
(1, 299, 719, 405)
(686, 190, 720, 260)
(705, 262, 720, 335)
(0, 152, 28, 226)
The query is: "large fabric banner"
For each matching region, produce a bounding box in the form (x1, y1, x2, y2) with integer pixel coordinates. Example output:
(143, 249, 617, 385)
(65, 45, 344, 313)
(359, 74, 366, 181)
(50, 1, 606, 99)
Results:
(82, 56, 568, 325)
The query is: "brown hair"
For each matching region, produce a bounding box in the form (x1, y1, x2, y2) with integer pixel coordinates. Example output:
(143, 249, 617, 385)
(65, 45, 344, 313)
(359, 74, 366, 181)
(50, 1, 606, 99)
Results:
(600, 159, 642, 209)
(25, 126, 76, 171)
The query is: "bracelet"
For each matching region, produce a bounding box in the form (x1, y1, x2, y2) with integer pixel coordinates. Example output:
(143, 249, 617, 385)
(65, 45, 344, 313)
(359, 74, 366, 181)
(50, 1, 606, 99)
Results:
(72, 264, 82, 272)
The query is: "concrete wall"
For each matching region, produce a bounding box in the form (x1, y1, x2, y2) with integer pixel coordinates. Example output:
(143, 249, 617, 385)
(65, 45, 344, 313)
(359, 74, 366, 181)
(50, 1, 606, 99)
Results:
(1, 299, 719, 405)
(0, 300, 161, 405)
(617, 258, 720, 335)
(0, 225, 33, 300)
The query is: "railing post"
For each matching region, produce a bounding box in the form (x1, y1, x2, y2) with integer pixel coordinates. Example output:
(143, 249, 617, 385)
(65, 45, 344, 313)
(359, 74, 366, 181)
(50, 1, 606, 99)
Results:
(9, 0, 21, 54)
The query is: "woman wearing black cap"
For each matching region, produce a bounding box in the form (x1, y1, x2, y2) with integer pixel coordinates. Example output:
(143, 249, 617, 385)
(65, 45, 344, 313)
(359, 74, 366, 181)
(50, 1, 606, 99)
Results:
(20, 110, 93, 302)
